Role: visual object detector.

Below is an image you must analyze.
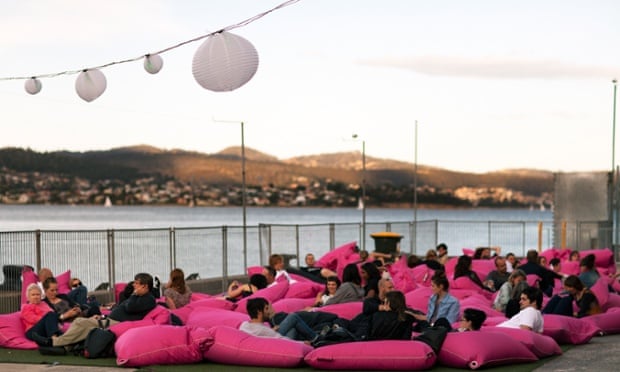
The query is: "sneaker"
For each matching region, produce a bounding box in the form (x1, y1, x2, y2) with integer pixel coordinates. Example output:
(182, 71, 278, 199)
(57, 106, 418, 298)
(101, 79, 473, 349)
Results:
(30, 332, 52, 347)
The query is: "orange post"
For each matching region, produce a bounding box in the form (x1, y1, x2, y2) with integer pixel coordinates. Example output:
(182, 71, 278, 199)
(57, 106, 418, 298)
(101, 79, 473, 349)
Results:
(537, 222, 542, 252)
(561, 221, 567, 249)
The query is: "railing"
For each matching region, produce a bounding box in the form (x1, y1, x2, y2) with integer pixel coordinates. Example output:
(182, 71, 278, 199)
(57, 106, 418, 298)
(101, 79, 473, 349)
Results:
(0, 219, 559, 313)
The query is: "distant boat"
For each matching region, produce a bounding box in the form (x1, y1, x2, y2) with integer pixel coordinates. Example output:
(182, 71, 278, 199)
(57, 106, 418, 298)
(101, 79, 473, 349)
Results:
(104, 196, 112, 208)
(357, 198, 364, 210)
(188, 199, 195, 208)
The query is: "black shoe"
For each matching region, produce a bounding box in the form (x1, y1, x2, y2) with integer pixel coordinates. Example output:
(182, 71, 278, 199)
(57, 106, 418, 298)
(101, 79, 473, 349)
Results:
(38, 345, 67, 356)
(30, 332, 52, 347)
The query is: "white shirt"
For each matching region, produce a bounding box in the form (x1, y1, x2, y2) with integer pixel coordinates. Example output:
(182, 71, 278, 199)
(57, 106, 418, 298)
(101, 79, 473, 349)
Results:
(497, 306, 544, 333)
(239, 321, 286, 339)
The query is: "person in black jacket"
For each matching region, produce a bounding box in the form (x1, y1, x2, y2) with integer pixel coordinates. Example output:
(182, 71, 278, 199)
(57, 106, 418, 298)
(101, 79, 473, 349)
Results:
(518, 250, 562, 297)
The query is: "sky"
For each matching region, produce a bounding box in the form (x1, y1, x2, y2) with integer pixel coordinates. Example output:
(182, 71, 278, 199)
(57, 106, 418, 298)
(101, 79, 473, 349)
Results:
(1, 0, 620, 174)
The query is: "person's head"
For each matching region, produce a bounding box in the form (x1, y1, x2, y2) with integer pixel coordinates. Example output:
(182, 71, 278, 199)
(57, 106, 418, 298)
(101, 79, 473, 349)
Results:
(378, 277, 394, 299)
(460, 308, 487, 331)
(359, 250, 369, 261)
(169, 268, 186, 289)
(385, 290, 407, 320)
(494, 256, 507, 274)
(538, 256, 548, 267)
(579, 254, 596, 272)
(324, 275, 341, 295)
(526, 249, 539, 263)
(549, 258, 561, 272)
(454, 255, 473, 277)
(569, 250, 580, 262)
(38, 268, 53, 283)
(431, 272, 449, 294)
(474, 247, 491, 259)
(249, 273, 268, 290)
(436, 243, 448, 257)
(342, 263, 362, 285)
(425, 249, 438, 261)
(305, 253, 316, 267)
(70, 278, 82, 289)
(361, 262, 381, 281)
(519, 286, 543, 310)
(26, 283, 42, 304)
(563, 275, 585, 295)
(43, 277, 59, 299)
(506, 253, 517, 267)
(407, 254, 422, 268)
(262, 266, 276, 284)
(269, 254, 284, 270)
(509, 269, 527, 285)
(132, 273, 154, 295)
(246, 297, 273, 321)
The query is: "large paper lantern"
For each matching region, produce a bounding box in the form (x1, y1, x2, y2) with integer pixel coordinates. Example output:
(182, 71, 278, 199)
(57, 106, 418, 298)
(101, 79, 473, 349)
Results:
(192, 31, 259, 92)
(24, 77, 42, 95)
(75, 69, 107, 102)
(144, 54, 163, 74)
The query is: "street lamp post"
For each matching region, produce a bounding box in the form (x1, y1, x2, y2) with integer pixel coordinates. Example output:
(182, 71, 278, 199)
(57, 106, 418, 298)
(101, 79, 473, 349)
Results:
(413, 120, 418, 255)
(612, 79, 618, 246)
(352, 134, 367, 252)
(213, 118, 247, 271)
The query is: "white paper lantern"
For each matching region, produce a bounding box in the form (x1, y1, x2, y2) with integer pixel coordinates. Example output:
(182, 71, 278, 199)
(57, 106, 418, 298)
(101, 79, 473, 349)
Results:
(24, 77, 42, 95)
(192, 31, 259, 92)
(75, 69, 107, 102)
(144, 54, 163, 74)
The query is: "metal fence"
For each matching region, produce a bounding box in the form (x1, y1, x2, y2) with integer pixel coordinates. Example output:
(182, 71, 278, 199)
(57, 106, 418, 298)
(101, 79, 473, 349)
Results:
(4, 218, 614, 313)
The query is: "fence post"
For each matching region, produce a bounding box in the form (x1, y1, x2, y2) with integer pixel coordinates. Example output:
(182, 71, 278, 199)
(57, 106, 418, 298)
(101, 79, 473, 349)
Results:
(35, 230, 42, 272)
(169, 227, 176, 271)
(487, 221, 492, 247)
(107, 229, 115, 295)
(295, 225, 300, 268)
(222, 226, 228, 293)
(329, 223, 335, 250)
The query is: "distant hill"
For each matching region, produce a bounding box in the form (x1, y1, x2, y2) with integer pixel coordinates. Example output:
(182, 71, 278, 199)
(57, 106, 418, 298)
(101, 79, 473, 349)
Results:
(0, 145, 554, 196)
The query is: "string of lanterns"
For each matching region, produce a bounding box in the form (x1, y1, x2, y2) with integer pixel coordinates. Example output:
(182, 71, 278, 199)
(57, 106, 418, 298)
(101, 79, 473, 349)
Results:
(4, 0, 300, 102)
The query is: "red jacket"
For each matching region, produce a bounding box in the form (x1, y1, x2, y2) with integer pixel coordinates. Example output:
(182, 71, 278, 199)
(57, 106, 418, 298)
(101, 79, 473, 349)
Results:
(20, 302, 53, 331)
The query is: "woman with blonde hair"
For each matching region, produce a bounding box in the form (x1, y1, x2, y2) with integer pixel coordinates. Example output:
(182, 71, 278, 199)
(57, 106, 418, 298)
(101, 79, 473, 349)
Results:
(20, 283, 63, 348)
(164, 268, 192, 309)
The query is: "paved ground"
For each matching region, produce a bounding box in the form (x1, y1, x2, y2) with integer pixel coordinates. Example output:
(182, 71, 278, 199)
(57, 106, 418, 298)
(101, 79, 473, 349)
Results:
(533, 333, 620, 371)
(0, 364, 132, 372)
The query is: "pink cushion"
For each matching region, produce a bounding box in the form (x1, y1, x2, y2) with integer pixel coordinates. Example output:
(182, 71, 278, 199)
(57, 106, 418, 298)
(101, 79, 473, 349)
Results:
(21, 269, 71, 304)
(481, 327, 562, 358)
(109, 305, 170, 337)
(186, 308, 249, 330)
(285, 281, 323, 299)
(203, 325, 312, 367)
(304, 340, 436, 370)
(272, 298, 316, 313)
(171, 297, 235, 324)
(542, 314, 601, 344)
(560, 261, 580, 276)
(471, 259, 495, 282)
(458, 297, 505, 319)
(0, 312, 37, 350)
(235, 281, 289, 314)
(114, 282, 127, 303)
(411, 265, 434, 287)
(315, 301, 363, 320)
(316, 241, 358, 271)
(590, 277, 609, 307)
(579, 248, 615, 269)
(603, 293, 620, 311)
(438, 331, 537, 369)
(405, 287, 433, 313)
(582, 308, 620, 334)
(191, 292, 212, 301)
(390, 267, 418, 293)
(246, 266, 263, 276)
(115, 325, 207, 367)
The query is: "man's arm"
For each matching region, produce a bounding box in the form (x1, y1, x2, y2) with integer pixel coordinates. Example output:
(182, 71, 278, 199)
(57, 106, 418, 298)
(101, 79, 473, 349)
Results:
(123, 293, 156, 314)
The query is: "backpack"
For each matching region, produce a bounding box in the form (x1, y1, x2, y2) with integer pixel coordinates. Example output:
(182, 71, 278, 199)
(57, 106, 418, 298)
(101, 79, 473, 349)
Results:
(83, 318, 116, 359)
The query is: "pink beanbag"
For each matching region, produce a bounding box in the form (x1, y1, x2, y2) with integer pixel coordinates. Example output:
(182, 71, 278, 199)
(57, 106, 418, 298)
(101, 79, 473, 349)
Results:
(405, 287, 433, 313)
(235, 281, 289, 314)
(21, 269, 71, 305)
(316, 241, 358, 271)
(186, 308, 249, 330)
(580, 248, 615, 269)
(109, 305, 171, 337)
(438, 331, 537, 369)
(603, 293, 620, 311)
(390, 267, 418, 293)
(115, 325, 208, 367)
(481, 327, 562, 358)
(285, 281, 323, 299)
(304, 340, 436, 371)
(458, 297, 505, 319)
(542, 314, 601, 344)
(590, 277, 609, 308)
(582, 308, 620, 335)
(203, 325, 312, 367)
(315, 301, 363, 320)
(272, 298, 316, 313)
(0, 312, 37, 350)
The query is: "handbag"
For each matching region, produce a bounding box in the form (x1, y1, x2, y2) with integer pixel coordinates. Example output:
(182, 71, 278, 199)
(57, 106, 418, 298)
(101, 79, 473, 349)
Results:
(83, 318, 116, 359)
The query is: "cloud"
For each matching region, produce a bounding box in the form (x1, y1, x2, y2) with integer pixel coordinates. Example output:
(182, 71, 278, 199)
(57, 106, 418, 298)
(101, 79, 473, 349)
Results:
(359, 55, 620, 80)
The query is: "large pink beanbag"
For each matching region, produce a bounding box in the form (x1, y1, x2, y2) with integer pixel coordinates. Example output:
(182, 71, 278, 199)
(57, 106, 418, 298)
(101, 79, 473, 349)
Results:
(316, 241, 358, 270)
(109, 305, 171, 337)
(438, 331, 537, 369)
(235, 281, 289, 314)
(580, 248, 615, 269)
(304, 340, 436, 371)
(603, 293, 620, 311)
(411, 265, 434, 287)
(405, 287, 433, 313)
(203, 325, 311, 367)
(390, 267, 417, 293)
(0, 312, 37, 350)
(21, 269, 71, 305)
(590, 277, 609, 308)
(186, 308, 249, 330)
(542, 314, 601, 344)
(582, 308, 620, 334)
(115, 325, 208, 367)
(481, 327, 561, 358)
(315, 302, 363, 320)
(272, 298, 316, 313)
(285, 281, 323, 299)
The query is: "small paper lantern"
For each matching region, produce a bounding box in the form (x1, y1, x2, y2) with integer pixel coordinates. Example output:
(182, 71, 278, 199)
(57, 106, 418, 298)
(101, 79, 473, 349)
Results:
(24, 77, 42, 95)
(75, 69, 107, 102)
(144, 54, 163, 74)
(192, 31, 259, 92)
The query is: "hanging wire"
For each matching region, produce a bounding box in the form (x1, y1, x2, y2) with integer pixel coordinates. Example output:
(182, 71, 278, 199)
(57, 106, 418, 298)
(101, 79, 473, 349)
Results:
(0, 0, 301, 81)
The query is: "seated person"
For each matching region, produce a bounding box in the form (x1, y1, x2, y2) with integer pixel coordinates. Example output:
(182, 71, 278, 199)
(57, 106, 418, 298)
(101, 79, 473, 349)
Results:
(287, 253, 337, 283)
(569, 250, 580, 262)
(262, 266, 276, 287)
(422, 249, 444, 270)
(37, 268, 88, 306)
(21, 284, 63, 349)
(518, 250, 562, 296)
(42, 277, 85, 323)
(361, 262, 382, 299)
(484, 256, 510, 292)
(542, 275, 601, 318)
(493, 269, 528, 316)
(456, 308, 487, 332)
(412, 272, 460, 329)
(163, 268, 192, 309)
(473, 246, 500, 259)
(239, 297, 318, 344)
(436, 243, 449, 266)
(226, 274, 268, 302)
(505, 252, 518, 273)
(50, 273, 157, 348)
(324, 263, 364, 306)
(269, 254, 295, 284)
(312, 276, 341, 307)
(368, 290, 417, 340)
(497, 286, 544, 333)
(453, 255, 493, 292)
(578, 254, 600, 289)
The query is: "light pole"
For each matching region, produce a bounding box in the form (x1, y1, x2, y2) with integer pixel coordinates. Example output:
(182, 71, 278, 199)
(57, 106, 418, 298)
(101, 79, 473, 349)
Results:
(352, 134, 367, 252)
(612, 79, 618, 246)
(213, 118, 247, 271)
(413, 120, 418, 255)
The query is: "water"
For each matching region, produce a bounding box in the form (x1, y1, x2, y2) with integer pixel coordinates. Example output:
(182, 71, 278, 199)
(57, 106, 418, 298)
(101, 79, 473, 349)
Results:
(0, 205, 552, 231)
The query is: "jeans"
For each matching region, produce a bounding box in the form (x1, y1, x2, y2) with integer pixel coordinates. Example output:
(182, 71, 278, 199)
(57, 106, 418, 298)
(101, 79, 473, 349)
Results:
(68, 285, 88, 306)
(26, 312, 60, 340)
(277, 313, 317, 341)
(542, 294, 573, 316)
